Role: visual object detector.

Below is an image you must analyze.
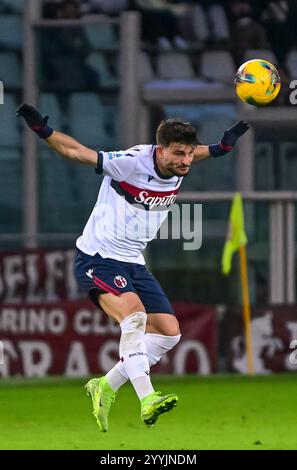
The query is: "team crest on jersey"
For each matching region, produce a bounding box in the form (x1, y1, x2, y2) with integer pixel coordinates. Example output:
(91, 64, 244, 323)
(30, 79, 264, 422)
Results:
(114, 275, 128, 288)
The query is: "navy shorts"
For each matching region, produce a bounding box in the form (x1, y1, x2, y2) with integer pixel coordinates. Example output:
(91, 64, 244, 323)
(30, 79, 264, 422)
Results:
(74, 249, 175, 314)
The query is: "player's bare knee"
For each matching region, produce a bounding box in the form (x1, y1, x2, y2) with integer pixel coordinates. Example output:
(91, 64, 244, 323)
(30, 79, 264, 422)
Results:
(99, 291, 145, 323)
(119, 292, 145, 318)
(147, 313, 180, 336)
(163, 315, 180, 336)
(166, 321, 181, 336)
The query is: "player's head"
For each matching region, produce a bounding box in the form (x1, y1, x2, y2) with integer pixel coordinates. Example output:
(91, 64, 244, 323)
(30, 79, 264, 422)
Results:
(156, 118, 200, 177)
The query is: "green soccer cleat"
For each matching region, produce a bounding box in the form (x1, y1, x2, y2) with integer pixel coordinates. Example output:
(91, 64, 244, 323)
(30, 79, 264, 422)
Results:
(141, 391, 178, 426)
(85, 376, 116, 432)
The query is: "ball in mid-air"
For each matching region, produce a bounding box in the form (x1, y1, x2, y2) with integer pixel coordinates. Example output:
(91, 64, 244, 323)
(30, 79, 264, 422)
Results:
(235, 59, 281, 106)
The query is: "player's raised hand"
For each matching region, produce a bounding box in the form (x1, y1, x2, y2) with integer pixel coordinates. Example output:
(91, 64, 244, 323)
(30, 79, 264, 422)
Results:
(16, 103, 54, 139)
(221, 120, 250, 147)
(209, 120, 250, 158)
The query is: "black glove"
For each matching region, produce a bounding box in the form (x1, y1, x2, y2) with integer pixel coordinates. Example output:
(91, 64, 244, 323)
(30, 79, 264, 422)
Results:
(209, 120, 250, 158)
(16, 104, 54, 139)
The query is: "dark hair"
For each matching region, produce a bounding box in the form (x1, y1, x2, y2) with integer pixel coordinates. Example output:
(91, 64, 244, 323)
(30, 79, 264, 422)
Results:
(156, 118, 200, 147)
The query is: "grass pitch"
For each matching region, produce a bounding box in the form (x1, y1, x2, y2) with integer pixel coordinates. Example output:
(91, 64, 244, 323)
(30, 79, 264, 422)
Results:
(0, 374, 296, 450)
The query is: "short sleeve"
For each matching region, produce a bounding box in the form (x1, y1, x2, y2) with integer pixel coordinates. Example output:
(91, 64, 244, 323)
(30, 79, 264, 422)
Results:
(95, 147, 139, 181)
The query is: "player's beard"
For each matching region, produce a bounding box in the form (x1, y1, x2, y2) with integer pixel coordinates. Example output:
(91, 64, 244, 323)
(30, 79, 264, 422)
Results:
(167, 165, 191, 177)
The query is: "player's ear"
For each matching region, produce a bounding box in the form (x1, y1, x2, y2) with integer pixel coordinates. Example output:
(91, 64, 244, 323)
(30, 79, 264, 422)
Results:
(156, 145, 164, 158)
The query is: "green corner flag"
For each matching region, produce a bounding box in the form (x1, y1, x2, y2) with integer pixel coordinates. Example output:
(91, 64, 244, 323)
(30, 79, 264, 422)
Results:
(222, 193, 248, 275)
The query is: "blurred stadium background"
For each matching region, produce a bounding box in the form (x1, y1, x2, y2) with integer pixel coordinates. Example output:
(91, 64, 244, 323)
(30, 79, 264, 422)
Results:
(0, 0, 297, 450)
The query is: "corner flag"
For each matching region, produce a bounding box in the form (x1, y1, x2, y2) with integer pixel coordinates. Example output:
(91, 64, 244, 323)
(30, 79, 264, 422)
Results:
(222, 193, 247, 275)
(222, 193, 254, 374)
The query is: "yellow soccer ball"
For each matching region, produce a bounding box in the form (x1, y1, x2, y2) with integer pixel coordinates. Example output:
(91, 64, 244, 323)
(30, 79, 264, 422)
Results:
(235, 59, 281, 106)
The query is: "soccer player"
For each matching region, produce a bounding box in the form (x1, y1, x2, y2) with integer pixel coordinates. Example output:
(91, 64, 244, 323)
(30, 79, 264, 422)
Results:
(17, 104, 249, 431)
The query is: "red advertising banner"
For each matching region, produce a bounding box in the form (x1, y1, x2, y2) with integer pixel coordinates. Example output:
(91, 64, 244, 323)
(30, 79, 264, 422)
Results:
(227, 306, 297, 373)
(0, 301, 217, 377)
(0, 249, 80, 303)
(2, 249, 296, 376)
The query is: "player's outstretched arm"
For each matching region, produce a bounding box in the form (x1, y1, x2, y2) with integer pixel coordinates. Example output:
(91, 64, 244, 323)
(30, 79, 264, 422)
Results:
(193, 145, 212, 162)
(16, 103, 97, 166)
(193, 120, 250, 162)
